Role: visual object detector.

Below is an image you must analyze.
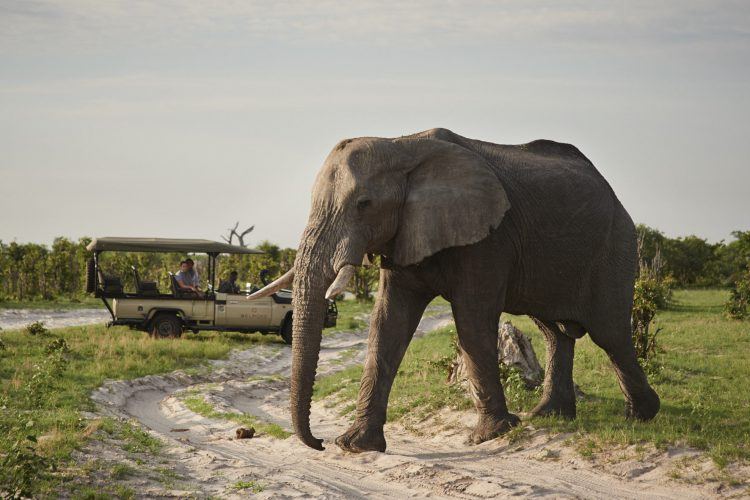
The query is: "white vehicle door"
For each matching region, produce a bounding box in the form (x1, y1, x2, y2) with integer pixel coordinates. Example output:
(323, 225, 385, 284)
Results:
(224, 294, 272, 328)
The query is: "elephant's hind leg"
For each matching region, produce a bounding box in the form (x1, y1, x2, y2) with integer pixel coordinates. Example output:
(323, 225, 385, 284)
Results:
(452, 303, 520, 445)
(588, 315, 660, 420)
(530, 319, 580, 419)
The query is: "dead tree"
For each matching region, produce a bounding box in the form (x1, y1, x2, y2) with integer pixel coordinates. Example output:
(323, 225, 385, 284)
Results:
(221, 222, 254, 247)
(448, 321, 543, 388)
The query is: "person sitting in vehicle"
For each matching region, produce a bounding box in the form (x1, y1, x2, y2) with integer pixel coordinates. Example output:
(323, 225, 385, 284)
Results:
(218, 271, 241, 294)
(175, 259, 201, 293)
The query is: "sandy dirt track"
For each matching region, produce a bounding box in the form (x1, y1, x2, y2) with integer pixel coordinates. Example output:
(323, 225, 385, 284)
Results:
(0, 308, 110, 330)
(87, 313, 741, 499)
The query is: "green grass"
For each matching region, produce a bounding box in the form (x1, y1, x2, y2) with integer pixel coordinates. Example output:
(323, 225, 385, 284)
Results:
(0, 323, 281, 496)
(181, 392, 291, 439)
(233, 480, 264, 493)
(314, 289, 750, 465)
(95, 416, 162, 455)
(324, 299, 373, 334)
(325, 296, 451, 335)
(506, 289, 749, 465)
(0, 296, 101, 310)
(110, 463, 136, 480)
(313, 325, 471, 422)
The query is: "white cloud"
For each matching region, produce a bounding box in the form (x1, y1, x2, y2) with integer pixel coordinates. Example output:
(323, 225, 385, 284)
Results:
(1, 0, 748, 55)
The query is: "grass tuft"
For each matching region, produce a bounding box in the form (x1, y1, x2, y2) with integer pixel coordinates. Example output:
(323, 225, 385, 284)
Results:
(182, 394, 291, 439)
(233, 479, 264, 493)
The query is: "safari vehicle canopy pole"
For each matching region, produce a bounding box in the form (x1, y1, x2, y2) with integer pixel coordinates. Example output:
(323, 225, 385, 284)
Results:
(93, 250, 117, 322)
(208, 253, 218, 294)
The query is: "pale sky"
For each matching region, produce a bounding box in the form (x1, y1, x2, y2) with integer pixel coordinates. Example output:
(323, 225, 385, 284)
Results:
(1, 1, 749, 247)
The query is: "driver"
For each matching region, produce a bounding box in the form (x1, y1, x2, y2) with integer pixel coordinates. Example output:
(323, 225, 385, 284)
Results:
(218, 271, 241, 294)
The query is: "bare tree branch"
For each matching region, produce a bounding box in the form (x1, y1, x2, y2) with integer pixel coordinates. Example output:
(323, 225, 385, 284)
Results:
(221, 222, 254, 247)
(237, 225, 255, 247)
(221, 222, 240, 245)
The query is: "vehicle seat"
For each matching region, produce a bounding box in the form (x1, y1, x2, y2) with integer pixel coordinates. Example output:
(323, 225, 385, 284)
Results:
(169, 272, 198, 298)
(132, 266, 159, 296)
(97, 269, 124, 296)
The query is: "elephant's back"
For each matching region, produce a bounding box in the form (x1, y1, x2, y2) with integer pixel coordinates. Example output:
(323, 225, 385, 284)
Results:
(407, 128, 636, 315)
(476, 139, 635, 312)
(408, 128, 632, 248)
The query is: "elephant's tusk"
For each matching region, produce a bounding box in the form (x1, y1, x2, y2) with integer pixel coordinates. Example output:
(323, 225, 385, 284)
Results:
(325, 264, 356, 300)
(246, 268, 295, 300)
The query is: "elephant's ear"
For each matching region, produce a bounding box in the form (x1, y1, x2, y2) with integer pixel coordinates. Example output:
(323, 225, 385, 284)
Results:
(391, 140, 510, 267)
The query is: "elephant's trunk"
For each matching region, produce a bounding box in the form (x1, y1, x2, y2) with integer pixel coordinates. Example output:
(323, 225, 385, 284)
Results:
(290, 275, 327, 450)
(289, 223, 338, 451)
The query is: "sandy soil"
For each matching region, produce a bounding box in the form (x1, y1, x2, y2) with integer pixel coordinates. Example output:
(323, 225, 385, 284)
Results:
(80, 312, 748, 499)
(0, 308, 109, 330)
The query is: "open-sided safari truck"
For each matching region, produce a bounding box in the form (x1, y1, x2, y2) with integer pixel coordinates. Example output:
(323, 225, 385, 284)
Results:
(85, 237, 337, 343)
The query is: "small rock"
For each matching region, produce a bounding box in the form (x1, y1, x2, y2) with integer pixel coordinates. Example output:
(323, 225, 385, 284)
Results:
(536, 448, 560, 460)
(236, 427, 255, 439)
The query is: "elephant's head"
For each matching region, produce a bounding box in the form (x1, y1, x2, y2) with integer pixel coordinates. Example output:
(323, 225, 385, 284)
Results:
(250, 129, 510, 450)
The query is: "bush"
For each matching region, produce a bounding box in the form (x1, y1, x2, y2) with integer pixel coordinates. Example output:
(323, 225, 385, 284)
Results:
(631, 234, 673, 363)
(725, 266, 750, 320)
(0, 341, 68, 498)
(0, 433, 54, 500)
(44, 337, 70, 355)
(498, 363, 541, 410)
(24, 321, 50, 337)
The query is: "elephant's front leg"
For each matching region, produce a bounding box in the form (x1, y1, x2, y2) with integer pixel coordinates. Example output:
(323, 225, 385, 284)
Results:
(335, 271, 432, 453)
(452, 303, 521, 444)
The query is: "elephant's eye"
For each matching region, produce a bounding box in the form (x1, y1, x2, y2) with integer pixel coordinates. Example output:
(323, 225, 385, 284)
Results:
(356, 198, 372, 211)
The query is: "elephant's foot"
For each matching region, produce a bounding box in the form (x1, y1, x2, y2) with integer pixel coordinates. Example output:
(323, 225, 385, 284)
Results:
(335, 422, 386, 453)
(530, 394, 576, 419)
(625, 387, 660, 421)
(468, 412, 520, 445)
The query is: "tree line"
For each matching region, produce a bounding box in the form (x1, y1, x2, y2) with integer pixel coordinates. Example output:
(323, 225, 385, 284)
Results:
(636, 225, 750, 287)
(0, 225, 748, 303)
(0, 238, 298, 302)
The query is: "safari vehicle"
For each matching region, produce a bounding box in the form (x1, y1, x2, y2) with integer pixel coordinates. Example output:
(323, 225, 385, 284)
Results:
(85, 237, 337, 343)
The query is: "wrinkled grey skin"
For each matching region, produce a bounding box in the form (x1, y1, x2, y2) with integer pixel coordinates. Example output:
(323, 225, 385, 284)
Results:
(290, 128, 660, 452)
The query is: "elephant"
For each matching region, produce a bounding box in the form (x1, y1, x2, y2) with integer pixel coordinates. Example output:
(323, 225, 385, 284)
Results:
(250, 127, 660, 453)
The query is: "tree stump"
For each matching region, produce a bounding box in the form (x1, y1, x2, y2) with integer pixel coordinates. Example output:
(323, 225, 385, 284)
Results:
(448, 321, 543, 388)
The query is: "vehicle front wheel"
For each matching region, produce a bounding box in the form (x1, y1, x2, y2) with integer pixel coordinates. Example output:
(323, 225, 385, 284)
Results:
(150, 314, 183, 339)
(280, 315, 293, 345)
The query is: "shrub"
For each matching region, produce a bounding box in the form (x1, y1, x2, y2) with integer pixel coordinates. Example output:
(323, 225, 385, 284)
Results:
(0, 341, 68, 498)
(725, 266, 750, 320)
(24, 321, 50, 337)
(44, 337, 70, 355)
(0, 433, 54, 499)
(498, 363, 541, 410)
(631, 234, 672, 364)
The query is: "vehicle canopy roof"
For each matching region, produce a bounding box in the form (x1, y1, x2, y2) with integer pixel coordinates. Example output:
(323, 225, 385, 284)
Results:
(86, 237, 264, 255)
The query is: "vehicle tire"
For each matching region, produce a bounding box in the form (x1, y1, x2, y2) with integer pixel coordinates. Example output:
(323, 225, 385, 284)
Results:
(85, 258, 96, 293)
(150, 313, 183, 339)
(280, 314, 293, 345)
